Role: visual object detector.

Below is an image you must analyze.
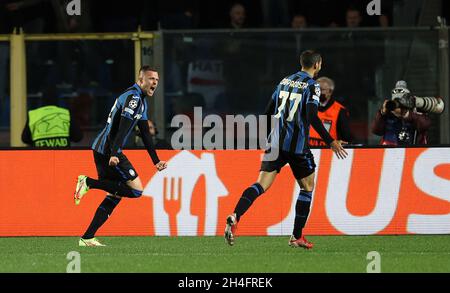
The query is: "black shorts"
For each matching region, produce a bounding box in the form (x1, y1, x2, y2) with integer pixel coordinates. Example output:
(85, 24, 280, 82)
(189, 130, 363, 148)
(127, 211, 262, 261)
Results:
(260, 149, 316, 180)
(93, 151, 139, 182)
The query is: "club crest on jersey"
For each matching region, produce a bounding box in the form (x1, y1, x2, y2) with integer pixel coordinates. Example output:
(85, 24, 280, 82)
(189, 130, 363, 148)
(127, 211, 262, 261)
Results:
(315, 85, 321, 97)
(129, 99, 138, 109)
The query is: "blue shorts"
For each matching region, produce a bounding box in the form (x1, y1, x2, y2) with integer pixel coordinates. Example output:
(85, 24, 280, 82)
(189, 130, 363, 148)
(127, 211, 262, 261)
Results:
(260, 149, 316, 180)
(93, 151, 138, 182)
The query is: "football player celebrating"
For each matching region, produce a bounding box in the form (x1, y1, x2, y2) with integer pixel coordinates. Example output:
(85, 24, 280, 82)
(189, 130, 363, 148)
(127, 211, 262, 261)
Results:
(74, 66, 167, 246)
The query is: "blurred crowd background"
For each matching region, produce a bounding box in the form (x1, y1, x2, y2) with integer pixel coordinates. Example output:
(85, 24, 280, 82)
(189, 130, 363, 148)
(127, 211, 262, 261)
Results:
(0, 0, 397, 33)
(0, 0, 448, 148)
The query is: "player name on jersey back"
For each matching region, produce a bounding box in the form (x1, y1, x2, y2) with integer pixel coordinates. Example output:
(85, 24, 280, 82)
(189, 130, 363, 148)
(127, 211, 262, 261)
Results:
(279, 78, 309, 90)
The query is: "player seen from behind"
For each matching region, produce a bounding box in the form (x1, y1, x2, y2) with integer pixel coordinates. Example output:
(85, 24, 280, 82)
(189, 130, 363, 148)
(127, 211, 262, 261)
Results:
(224, 50, 348, 249)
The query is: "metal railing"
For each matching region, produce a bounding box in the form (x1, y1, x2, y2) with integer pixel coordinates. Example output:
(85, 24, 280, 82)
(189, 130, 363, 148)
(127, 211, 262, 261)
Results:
(1, 27, 155, 146)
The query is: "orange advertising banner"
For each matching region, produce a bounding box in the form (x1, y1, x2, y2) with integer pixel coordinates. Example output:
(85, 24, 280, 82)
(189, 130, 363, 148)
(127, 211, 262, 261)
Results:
(0, 148, 449, 236)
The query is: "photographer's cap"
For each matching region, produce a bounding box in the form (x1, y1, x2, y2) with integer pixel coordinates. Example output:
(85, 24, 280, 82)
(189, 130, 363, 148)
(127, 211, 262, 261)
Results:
(392, 80, 410, 99)
(395, 80, 408, 90)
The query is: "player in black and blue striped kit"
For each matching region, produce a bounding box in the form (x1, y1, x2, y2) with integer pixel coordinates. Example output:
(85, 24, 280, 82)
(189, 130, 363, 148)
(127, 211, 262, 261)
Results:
(225, 51, 348, 249)
(74, 66, 167, 246)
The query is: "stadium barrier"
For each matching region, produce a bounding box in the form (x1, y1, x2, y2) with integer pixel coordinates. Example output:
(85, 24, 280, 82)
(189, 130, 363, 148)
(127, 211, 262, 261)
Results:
(0, 148, 449, 236)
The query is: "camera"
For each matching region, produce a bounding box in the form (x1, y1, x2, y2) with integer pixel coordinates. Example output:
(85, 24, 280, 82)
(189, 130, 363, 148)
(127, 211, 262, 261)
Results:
(385, 94, 411, 112)
(386, 82, 445, 114)
(412, 96, 445, 114)
(386, 94, 445, 114)
(385, 84, 412, 112)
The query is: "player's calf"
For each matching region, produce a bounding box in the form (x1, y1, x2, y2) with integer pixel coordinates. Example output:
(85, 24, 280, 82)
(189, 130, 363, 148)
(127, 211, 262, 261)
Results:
(292, 190, 312, 236)
(81, 195, 122, 241)
(233, 183, 265, 222)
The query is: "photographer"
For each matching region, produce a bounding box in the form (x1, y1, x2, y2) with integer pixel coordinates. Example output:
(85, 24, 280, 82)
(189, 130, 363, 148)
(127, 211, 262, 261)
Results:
(371, 81, 442, 145)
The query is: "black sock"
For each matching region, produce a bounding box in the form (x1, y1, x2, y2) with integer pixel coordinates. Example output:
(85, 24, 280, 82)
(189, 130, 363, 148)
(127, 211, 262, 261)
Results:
(82, 195, 121, 239)
(292, 191, 312, 239)
(233, 183, 264, 222)
(86, 177, 142, 198)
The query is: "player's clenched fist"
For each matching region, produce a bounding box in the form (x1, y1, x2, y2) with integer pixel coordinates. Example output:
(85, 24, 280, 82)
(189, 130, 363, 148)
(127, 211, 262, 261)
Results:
(109, 156, 120, 166)
(155, 161, 167, 171)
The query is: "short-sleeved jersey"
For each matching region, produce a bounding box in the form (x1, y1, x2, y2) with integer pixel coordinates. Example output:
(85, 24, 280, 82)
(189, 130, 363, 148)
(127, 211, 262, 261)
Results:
(267, 71, 320, 154)
(92, 83, 148, 155)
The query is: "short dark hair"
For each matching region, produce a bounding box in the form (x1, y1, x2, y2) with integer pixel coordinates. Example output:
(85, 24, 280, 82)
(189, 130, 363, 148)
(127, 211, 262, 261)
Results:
(139, 65, 158, 73)
(300, 50, 322, 69)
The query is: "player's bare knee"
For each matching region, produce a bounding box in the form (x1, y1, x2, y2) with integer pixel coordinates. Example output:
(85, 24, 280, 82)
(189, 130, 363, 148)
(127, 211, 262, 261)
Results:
(126, 179, 143, 198)
(257, 171, 277, 192)
(304, 182, 315, 192)
(127, 178, 143, 190)
(127, 185, 143, 198)
(300, 178, 315, 192)
(132, 185, 144, 193)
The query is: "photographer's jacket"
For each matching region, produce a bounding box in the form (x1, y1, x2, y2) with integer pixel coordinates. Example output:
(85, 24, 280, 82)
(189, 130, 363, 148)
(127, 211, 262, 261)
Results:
(371, 110, 432, 145)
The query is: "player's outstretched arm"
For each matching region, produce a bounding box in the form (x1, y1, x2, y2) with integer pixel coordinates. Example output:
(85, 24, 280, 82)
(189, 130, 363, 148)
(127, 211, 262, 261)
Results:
(306, 102, 348, 159)
(137, 120, 167, 171)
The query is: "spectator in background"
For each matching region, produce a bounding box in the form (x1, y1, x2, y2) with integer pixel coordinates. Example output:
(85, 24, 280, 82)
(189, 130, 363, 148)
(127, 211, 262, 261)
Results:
(5, 0, 51, 92)
(379, 14, 390, 27)
(4, 0, 49, 32)
(158, 0, 198, 29)
(291, 14, 308, 29)
(329, 6, 375, 132)
(309, 77, 352, 146)
(134, 120, 171, 149)
(223, 2, 259, 114)
(50, 0, 92, 33)
(22, 86, 83, 147)
(291, 14, 315, 59)
(345, 6, 362, 28)
(371, 81, 432, 145)
(225, 3, 247, 54)
(328, 21, 339, 27)
(229, 3, 246, 29)
(48, 0, 101, 89)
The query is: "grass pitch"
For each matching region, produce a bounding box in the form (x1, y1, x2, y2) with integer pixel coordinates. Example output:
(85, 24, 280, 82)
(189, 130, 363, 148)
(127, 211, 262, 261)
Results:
(0, 236, 449, 273)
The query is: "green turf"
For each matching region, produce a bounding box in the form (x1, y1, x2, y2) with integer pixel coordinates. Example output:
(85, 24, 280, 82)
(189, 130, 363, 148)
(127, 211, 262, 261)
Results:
(0, 236, 449, 273)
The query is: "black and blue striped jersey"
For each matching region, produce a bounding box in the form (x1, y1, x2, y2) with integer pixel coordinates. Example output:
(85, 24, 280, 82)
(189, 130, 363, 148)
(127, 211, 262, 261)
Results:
(267, 71, 321, 154)
(92, 83, 148, 155)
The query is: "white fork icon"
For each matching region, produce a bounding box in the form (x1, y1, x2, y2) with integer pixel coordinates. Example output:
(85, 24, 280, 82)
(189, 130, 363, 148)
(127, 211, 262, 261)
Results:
(163, 177, 182, 236)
